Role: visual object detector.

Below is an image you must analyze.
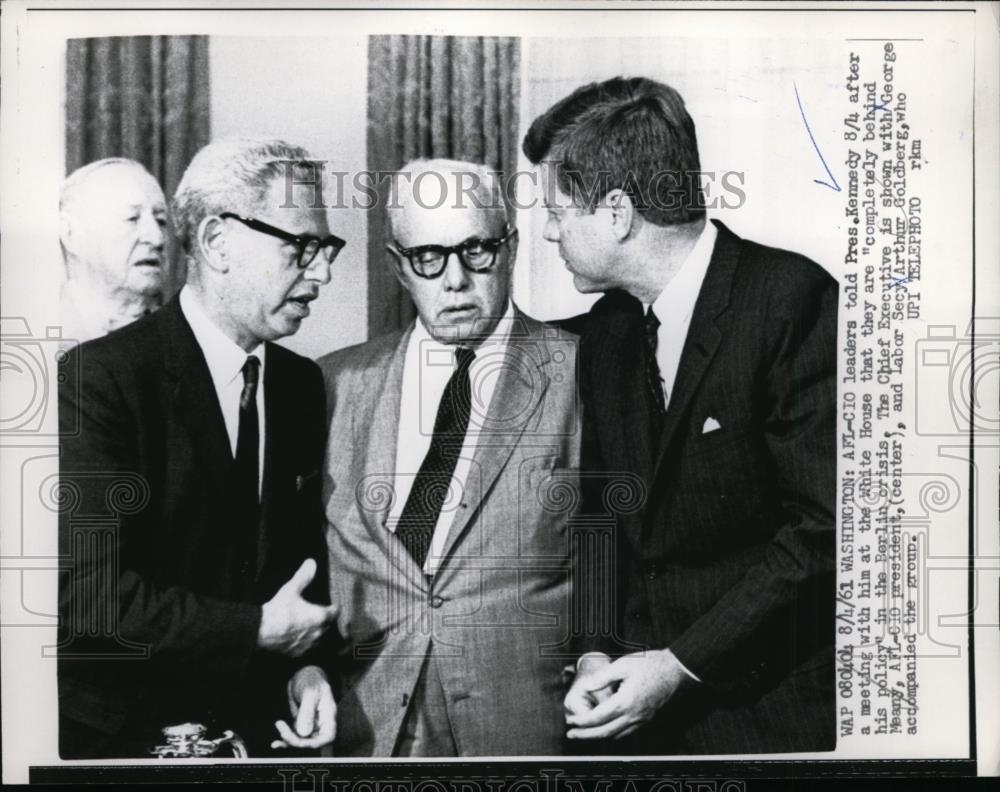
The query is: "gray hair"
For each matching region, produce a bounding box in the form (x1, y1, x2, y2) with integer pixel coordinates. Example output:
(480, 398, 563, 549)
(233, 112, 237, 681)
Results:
(60, 158, 155, 213)
(386, 158, 510, 236)
(172, 137, 320, 253)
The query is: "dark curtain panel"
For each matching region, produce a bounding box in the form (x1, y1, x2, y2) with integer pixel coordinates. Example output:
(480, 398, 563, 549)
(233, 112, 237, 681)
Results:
(65, 35, 210, 295)
(366, 35, 521, 338)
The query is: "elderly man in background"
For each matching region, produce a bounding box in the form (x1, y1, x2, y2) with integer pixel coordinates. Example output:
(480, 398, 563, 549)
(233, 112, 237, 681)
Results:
(58, 138, 343, 758)
(318, 159, 580, 756)
(59, 158, 169, 345)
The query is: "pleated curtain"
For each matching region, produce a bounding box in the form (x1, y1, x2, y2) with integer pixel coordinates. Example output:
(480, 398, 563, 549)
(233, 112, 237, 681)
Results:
(65, 36, 210, 295)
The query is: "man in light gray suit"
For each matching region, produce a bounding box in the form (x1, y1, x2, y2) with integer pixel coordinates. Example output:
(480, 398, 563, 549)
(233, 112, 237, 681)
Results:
(318, 159, 580, 756)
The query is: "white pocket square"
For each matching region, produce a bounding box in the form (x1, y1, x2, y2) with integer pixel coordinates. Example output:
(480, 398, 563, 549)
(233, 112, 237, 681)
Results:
(702, 417, 722, 434)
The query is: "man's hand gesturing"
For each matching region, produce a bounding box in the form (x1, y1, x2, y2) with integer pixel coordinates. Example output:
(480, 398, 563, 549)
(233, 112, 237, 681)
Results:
(257, 559, 337, 657)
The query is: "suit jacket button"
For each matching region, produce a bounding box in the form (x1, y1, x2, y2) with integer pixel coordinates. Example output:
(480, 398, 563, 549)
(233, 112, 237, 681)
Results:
(646, 569, 658, 580)
(429, 595, 445, 608)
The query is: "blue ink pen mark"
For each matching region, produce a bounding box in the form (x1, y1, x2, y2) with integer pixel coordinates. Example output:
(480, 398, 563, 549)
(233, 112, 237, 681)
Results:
(870, 101, 891, 113)
(793, 82, 841, 192)
(889, 276, 911, 288)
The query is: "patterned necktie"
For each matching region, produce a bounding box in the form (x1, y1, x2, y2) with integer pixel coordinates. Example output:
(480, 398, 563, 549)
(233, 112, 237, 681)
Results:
(644, 307, 667, 431)
(235, 356, 261, 575)
(396, 346, 476, 571)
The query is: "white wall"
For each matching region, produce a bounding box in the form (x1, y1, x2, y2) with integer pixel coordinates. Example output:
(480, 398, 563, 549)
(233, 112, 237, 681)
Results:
(209, 36, 369, 359)
(514, 35, 849, 321)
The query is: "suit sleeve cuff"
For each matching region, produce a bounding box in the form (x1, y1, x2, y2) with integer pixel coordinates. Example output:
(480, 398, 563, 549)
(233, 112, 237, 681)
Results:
(575, 651, 612, 674)
(219, 601, 263, 658)
(671, 651, 701, 683)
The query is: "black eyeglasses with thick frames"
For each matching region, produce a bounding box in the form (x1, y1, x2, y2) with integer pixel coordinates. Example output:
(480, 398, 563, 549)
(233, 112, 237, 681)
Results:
(391, 226, 517, 280)
(220, 212, 346, 269)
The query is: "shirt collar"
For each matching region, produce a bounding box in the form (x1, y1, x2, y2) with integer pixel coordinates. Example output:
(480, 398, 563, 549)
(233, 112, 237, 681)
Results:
(179, 285, 266, 388)
(650, 220, 718, 324)
(411, 300, 516, 357)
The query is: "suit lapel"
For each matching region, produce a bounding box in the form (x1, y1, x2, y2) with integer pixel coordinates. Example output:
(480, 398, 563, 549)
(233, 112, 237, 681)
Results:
(651, 220, 740, 479)
(258, 346, 292, 577)
(357, 328, 428, 586)
(584, 291, 658, 492)
(159, 298, 234, 498)
(362, 330, 408, 528)
(435, 310, 551, 569)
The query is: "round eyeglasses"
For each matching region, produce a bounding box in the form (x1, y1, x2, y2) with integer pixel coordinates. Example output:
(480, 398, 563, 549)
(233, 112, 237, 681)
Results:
(220, 212, 346, 269)
(392, 226, 517, 279)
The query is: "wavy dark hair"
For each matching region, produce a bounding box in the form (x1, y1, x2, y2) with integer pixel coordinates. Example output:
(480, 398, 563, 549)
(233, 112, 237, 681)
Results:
(523, 76, 705, 226)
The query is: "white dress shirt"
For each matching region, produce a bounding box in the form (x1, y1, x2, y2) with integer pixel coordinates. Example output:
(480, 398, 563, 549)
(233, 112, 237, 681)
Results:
(388, 302, 516, 575)
(647, 220, 718, 408)
(179, 285, 266, 496)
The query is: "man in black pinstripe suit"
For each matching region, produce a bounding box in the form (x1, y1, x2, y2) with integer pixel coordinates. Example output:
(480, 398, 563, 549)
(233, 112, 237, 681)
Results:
(525, 76, 837, 754)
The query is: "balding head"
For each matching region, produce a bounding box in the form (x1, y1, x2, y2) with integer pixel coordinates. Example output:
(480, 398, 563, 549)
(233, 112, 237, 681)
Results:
(59, 158, 168, 299)
(387, 158, 509, 243)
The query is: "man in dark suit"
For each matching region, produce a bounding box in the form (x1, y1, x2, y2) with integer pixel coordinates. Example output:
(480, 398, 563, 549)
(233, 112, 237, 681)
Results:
(524, 77, 838, 754)
(58, 138, 345, 758)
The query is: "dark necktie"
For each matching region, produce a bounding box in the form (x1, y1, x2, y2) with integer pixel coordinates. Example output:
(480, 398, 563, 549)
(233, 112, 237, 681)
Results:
(396, 346, 475, 571)
(644, 307, 667, 431)
(235, 356, 261, 572)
